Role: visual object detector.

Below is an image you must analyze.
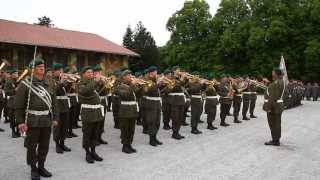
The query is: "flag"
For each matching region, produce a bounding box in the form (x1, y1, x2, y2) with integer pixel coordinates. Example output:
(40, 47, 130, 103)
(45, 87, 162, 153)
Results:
(279, 55, 289, 85)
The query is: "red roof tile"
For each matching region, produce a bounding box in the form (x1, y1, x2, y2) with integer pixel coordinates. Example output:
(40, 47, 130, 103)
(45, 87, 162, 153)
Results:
(0, 19, 138, 56)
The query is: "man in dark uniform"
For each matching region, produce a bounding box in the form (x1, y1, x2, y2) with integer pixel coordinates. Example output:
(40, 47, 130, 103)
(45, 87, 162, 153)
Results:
(93, 65, 108, 145)
(160, 69, 172, 130)
(4, 67, 20, 137)
(186, 72, 206, 134)
(232, 76, 244, 124)
(143, 66, 163, 146)
(113, 70, 141, 153)
(49, 63, 72, 154)
(166, 66, 187, 139)
(111, 69, 121, 129)
(16, 59, 58, 179)
(263, 68, 286, 146)
(78, 66, 104, 163)
(218, 75, 233, 127)
(204, 77, 219, 130)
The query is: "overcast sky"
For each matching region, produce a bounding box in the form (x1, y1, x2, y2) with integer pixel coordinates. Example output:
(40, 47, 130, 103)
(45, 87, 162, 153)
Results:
(0, 0, 221, 46)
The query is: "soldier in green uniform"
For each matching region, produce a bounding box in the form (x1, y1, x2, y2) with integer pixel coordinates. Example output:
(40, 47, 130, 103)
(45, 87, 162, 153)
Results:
(204, 77, 219, 130)
(134, 71, 143, 126)
(242, 76, 251, 120)
(218, 75, 233, 127)
(160, 69, 172, 130)
(16, 59, 58, 179)
(249, 76, 258, 118)
(4, 67, 20, 137)
(140, 69, 149, 134)
(232, 76, 244, 124)
(111, 69, 122, 129)
(78, 66, 104, 163)
(166, 66, 188, 140)
(93, 65, 108, 145)
(113, 70, 141, 153)
(186, 73, 206, 134)
(49, 63, 72, 154)
(263, 68, 286, 146)
(143, 66, 163, 146)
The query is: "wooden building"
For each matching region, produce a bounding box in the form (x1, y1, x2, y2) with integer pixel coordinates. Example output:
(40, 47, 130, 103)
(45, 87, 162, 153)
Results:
(0, 19, 138, 72)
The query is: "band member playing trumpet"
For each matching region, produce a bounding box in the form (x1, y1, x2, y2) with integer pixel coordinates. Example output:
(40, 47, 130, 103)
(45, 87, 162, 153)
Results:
(15, 59, 58, 179)
(218, 74, 233, 127)
(50, 63, 72, 154)
(4, 67, 20, 138)
(93, 65, 108, 145)
(186, 72, 206, 134)
(232, 76, 245, 124)
(204, 76, 219, 130)
(143, 66, 163, 146)
(78, 66, 104, 163)
(113, 69, 142, 153)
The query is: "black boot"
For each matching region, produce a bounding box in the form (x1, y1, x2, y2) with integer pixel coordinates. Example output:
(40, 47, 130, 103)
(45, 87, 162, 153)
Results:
(243, 116, 250, 120)
(220, 121, 230, 127)
(69, 131, 78, 137)
(250, 114, 257, 118)
(31, 165, 40, 180)
(122, 144, 133, 154)
(0, 128, 4, 132)
(136, 119, 142, 126)
(155, 135, 163, 145)
(191, 127, 202, 134)
(98, 135, 108, 145)
(182, 121, 189, 126)
(55, 141, 64, 154)
(38, 162, 52, 178)
(12, 129, 19, 138)
(149, 135, 158, 147)
(91, 146, 103, 161)
(264, 140, 280, 146)
(199, 120, 204, 123)
(129, 144, 137, 153)
(163, 123, 171, 130)
(207, 124, 217, 130)
(171, 131, 182, 140)
(60, 141, 71, 152)
(85, 148, 95, 163)
(234, 117, 242, 123)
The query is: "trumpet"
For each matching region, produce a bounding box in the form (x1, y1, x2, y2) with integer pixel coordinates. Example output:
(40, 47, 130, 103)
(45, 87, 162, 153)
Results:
(61, 73, 80, 82)
(249, 79, 267, 90)
(158, 76, 175, 89)
(0, 59, 10, 71)
(17, 69, 30, 82)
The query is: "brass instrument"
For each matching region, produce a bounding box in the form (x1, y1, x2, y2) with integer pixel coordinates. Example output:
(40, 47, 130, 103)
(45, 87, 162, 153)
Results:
(61, 73, 81, 83)
(158, 76, 175, 89)
(249, 79, 267, 90)
(16, 69, 30, 82)
(0, 59, 10, 71)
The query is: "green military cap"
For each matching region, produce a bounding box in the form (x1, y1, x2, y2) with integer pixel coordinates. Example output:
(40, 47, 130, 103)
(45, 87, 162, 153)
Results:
(80, 66, 93, 74)
(163, 68, 172, 75)
(52, 63, 63, 71)
(135, 71, 142, 77)
(121, 69, 132, 77)
(63, 67, 70, 73)
(93, 65, 102, 72)
(29, 58, 44, 68)
(147, 66, 158, 73)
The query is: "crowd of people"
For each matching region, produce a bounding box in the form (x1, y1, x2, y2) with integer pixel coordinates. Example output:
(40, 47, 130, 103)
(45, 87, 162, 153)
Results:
(0, 58, 317, 180)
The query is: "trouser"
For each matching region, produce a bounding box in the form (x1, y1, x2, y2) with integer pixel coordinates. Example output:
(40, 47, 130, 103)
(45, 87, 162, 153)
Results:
(119, 117, 136, 145)
(242, 99, 250, 117)
(69, 105, 78, 127)
(233, 98, 242, 118)
(112, 99, 120, 128)
(190, 99, 203, 128)
(249, 98, 256, 115)
(145, 109, 161, 136)
(170, 105, 184, 132)
(54, 112, 69, 142)
(220, 103, 231, 123)
(162, 102, 171, 125)
(0, 100, 4, 119)
(8, 107, 16, 129)
(25, 127, 51, 166)
(267, 113, 282, 141)
(107, 96, 112, 110)
(82, 121, 100, 148)
(3, 100, 8, 120)
(207, 107, 217, 124)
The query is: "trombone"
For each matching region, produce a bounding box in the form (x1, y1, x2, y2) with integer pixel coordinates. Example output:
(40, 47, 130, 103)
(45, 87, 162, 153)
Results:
(249, 79, 267, 90)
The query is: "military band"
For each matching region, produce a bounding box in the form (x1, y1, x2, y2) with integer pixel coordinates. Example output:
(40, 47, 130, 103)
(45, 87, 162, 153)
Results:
(0, 57, 316, 180)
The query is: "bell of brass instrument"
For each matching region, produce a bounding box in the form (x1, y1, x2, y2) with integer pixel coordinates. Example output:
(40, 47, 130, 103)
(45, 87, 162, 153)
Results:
(16, 69, 29, 82)
(0, 59, 10, 71)
(249, 79, 267, 90)
(61, 73, 80, 82)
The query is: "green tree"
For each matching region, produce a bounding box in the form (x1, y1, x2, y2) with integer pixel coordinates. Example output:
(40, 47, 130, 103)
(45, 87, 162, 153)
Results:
(35, 16, 54, 27)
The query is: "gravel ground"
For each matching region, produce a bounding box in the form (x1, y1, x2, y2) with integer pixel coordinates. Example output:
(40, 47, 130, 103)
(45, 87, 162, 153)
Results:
(0, 96, 319, 180)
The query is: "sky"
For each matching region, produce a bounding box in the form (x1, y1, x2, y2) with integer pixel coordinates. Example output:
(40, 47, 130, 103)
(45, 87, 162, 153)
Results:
(0, 0, 221, 47)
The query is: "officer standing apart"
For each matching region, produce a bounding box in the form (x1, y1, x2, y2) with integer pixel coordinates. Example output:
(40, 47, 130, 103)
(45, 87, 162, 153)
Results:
(263, 68, 286, 146)
(78, 66, 104, 163)
(15, 59, 58, 180)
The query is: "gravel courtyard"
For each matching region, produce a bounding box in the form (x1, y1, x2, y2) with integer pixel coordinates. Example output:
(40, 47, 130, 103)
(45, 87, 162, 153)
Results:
(0, 96, 319, 180)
